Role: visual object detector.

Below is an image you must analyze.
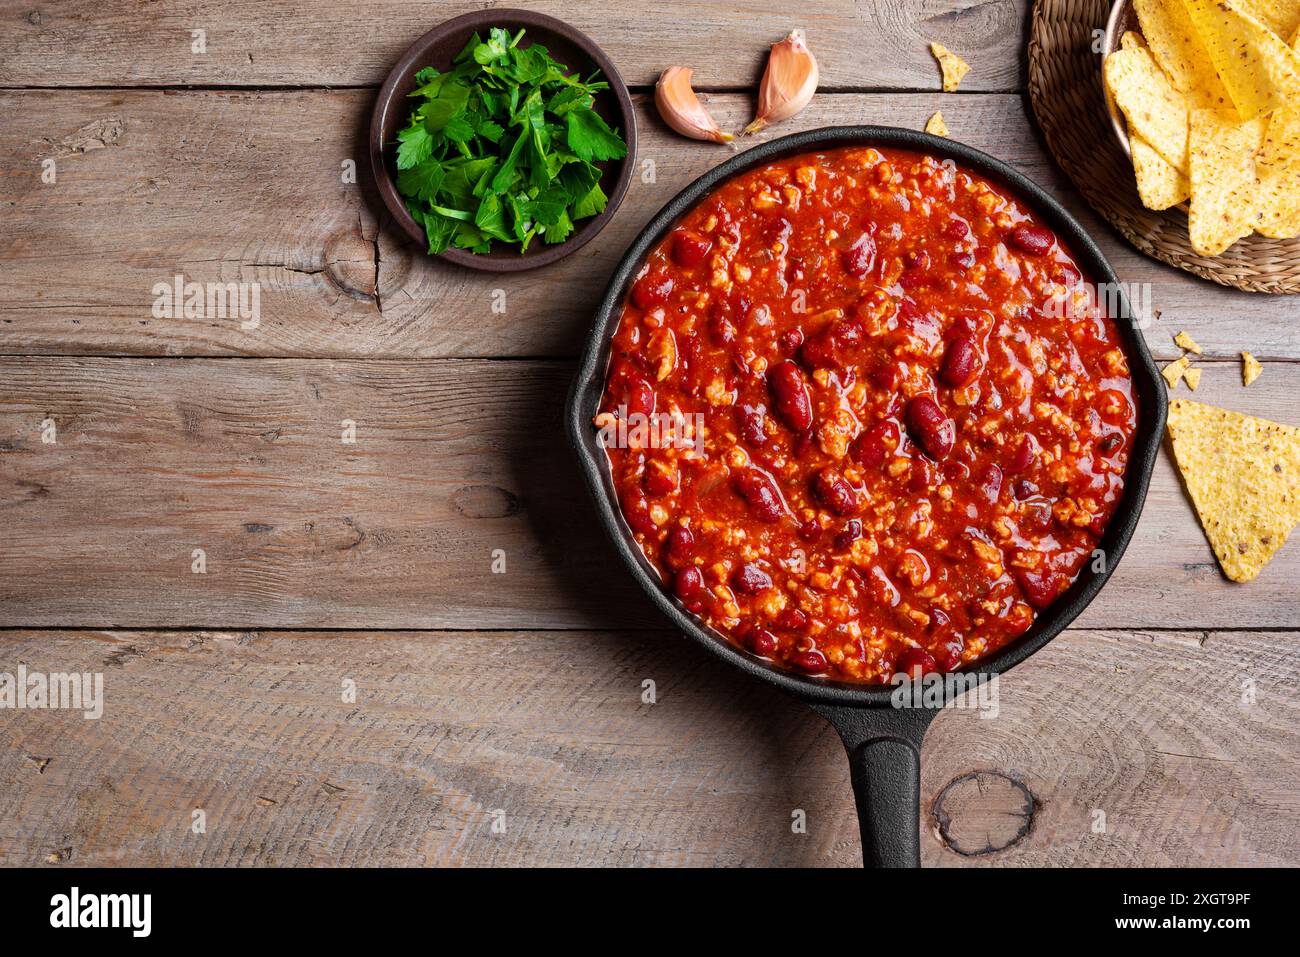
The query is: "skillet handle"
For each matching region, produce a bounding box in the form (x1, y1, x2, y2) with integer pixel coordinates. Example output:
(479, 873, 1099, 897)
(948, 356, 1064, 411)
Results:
(812, 704, 938, 868)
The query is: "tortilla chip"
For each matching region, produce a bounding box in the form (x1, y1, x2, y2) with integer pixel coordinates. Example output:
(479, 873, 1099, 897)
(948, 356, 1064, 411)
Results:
(1163, 355, 1191, 388)
(1133, 0, 1233, 108)
(1104, 46, 1190, 171)
(1233, 0, 1300, 41)
(1120, 30, 1146, 51)
(1188, 107, 1266, 256)
(1112, 31, 1190, 208)
(1184, 366, 1203, 390)
(925, 111, 948, 137)
(1166, 399, 1300, 582)
(1131, 134, 1191, 209)
(1258, 102, 1300, 176)
(1179, 0, 1300, 119)
(1242, 351, 1263, 385)
(1257, 161, 1300, 237)
(930, 43, 970, 92)
(1174, 330, 1203, 354)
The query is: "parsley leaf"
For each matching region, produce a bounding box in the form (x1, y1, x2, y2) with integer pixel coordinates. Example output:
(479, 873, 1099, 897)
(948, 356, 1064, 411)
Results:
(396, 124, 433, 170)
(565, 108, 628, 163)
(396, 158, 445, 202)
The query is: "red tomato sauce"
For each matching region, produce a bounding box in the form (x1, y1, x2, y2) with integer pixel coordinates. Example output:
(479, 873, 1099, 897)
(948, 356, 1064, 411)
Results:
(596, 146, 1136, 683)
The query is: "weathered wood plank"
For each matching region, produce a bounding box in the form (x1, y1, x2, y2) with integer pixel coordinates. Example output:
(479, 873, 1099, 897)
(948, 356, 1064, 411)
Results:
(0, 1, 1028, 91)
(0, 627, 1293, 866)
(1, 357, 1296, 629)
(2, 90, 1297, 360)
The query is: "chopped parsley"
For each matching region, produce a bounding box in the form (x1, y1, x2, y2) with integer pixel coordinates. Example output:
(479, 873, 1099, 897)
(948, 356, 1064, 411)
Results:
(393, 27, 628, 256)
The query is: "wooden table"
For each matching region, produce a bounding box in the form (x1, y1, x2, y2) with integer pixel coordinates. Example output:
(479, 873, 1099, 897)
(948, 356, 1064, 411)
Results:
(1, 0, 1296, 868)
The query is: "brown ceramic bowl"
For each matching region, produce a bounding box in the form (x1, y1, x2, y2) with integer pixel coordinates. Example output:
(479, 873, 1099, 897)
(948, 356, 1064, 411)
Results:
(1101, 0, 1138, 159)
(369, 8, 637, 272)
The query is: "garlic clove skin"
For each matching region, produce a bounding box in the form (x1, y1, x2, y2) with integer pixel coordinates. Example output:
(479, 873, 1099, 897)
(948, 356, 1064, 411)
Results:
(743, 29, 818, 136)
(655, 67, 734, 143)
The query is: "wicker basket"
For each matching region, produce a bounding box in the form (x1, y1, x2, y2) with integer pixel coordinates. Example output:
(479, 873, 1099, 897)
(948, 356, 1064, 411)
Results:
(1028, 0, 1300, 294)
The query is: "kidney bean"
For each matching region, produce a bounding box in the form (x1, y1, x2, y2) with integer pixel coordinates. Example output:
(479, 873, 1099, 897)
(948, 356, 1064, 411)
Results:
(1007, 224, 1054, 256)
(776, 607, 809, 632)
(940, 335, 982, 388)
(834, 518, 863, 551)
(644, 462, 678, 497)
(747, 627, 778, 657)
(1014, 568, 1059, 610)
(671, 229, 712, 268)
(841, 232, 877, 278)
(789, 650, 828, 675)
(1098, 432, 1123, 454)
(944, 219, 970, 240)
(797, 519, 821, 543)
(800, 329, 838, 369)
(624, 375, 655, 419)
(1023, 501, 1052, 531)
(938, 643, 962, 672)
(852, 421, 898, 470)
(803, 317, 865, 370)
(736, 404, 767, 447)
(814, 468, 859, 516)
(895, 646, 937, 679)
(906, 457, 937, 494)
(768, 360, 814, 432)
(621, 492, 657, 537)
(869, 361, 900, 391)
(833, 319, 863, 350)
(707, 312, 736, 347)
(674, 565, 704, 602)
(905, 395, 955, 460)
(632, 271, 674, 310)
(1014, 479, 1039, 500)
(1052, 262, 1080, 286)
(1007, 434, 1037, 474)
(666, 525, 695, 564)
(731, 562, 773, 595)
(977, 463, 1003, 503)
(949, 251, 975, 270)
(779, 328, 804, 354)
(732, 467, 784, 523)
(899, 250, 930, 289)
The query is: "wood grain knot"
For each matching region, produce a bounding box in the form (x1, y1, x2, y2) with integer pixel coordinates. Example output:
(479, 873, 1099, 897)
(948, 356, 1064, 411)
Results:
(930, 770, 1037, 857)
(452, 485, 521, 519)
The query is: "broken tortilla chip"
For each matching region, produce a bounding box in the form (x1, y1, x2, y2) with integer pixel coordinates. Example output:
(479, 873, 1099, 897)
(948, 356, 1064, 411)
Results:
(1104, 45, 1190, 171)
(1180, 0, 1300, 119)
(1242, 351, 1263, 385)
(1163, 355, 1191, 388)
(1184, 366, 1203, 390)
(1188, 107, 1266, 256)
(1166, 399, 1300, 582)
(1134, 0, 1232, 108)
(924, 111, 948, 137)
(1174, 330, 1203, 354)
(930, 43, 970, 92)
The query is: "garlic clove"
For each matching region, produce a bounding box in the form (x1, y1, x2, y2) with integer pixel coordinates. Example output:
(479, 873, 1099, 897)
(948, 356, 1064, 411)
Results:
(655, 67, 734, 143)
(744, 29, 818, 136)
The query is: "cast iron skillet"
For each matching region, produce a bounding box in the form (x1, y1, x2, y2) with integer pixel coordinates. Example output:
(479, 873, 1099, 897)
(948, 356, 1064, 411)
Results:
(567, 127, 1166, 867)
